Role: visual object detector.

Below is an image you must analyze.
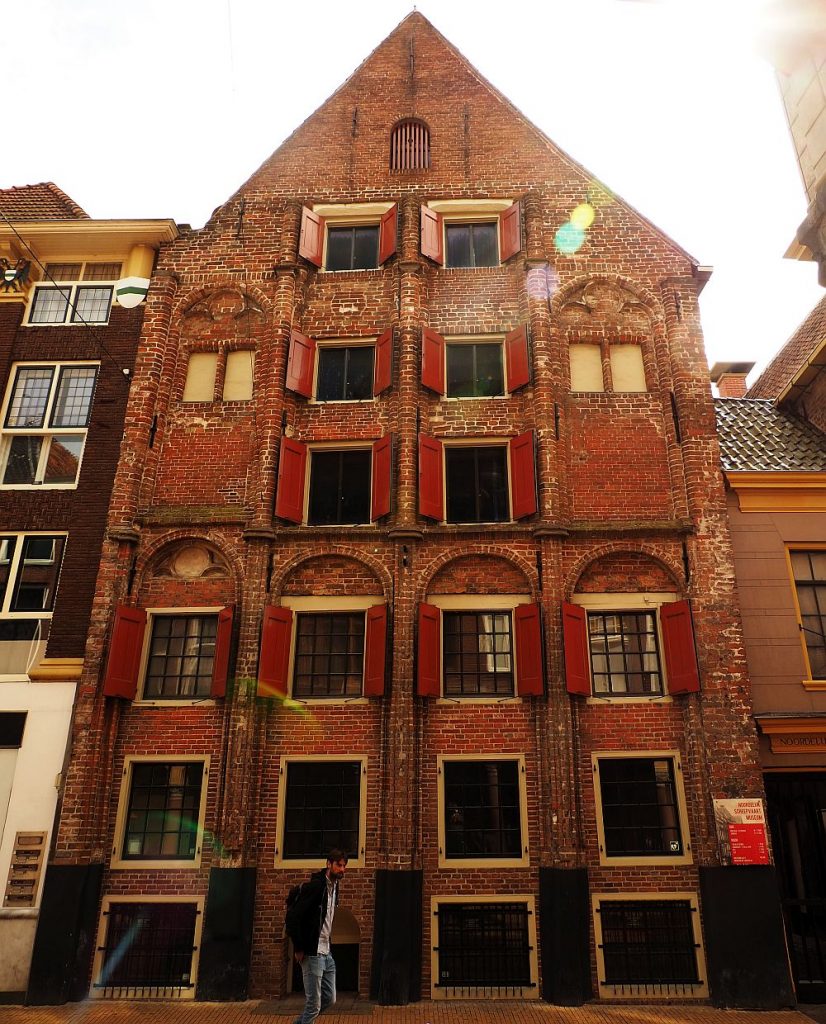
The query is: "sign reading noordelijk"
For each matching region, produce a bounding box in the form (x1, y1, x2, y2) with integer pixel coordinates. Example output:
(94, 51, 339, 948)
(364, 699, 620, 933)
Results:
(713, 798, 770, 865)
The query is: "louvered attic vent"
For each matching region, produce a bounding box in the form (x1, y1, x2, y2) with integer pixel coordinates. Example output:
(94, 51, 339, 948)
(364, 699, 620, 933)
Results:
(390, 119, 430, 171)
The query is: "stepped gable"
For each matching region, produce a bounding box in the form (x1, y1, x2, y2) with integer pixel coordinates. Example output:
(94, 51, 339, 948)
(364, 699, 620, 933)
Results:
(0, 182, 89, 220)
(215, 12, 697, 267)
(748, 293, 826, 399)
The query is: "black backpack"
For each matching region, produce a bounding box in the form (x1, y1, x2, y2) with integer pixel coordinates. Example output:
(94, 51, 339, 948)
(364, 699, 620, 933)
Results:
(285, 882, 304, 911)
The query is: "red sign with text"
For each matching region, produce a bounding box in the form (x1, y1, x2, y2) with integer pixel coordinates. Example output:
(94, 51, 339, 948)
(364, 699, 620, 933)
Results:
(728, 822, 770, 865)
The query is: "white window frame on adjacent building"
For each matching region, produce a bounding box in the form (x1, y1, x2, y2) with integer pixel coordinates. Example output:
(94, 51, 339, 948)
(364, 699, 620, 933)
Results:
(26, 262, 122, 326)
(0, 361, 99, 489)
(110, 755, 210, 870)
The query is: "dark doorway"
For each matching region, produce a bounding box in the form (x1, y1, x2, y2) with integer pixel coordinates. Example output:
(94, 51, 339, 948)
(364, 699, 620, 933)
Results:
(765, 772, 826, 1001)
(291, 943, 360, 993)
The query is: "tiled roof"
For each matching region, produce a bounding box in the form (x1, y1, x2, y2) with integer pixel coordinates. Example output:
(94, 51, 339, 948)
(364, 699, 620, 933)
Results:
(714, 397, 826, 472)
(748, 294, 826, 399)
(0, 183, 89, 220)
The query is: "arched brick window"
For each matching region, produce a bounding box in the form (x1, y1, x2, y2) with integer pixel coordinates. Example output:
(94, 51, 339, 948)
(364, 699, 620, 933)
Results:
(390, 119, 430, 171)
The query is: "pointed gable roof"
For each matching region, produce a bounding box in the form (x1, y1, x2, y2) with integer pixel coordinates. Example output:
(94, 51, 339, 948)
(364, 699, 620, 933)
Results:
(217, 12, 699, 268)
(747, 294, 826, 402)
(0, 183, 89, 221)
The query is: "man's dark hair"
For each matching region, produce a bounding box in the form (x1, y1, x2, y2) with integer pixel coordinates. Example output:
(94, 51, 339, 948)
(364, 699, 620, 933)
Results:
(327, 848, 349, 864)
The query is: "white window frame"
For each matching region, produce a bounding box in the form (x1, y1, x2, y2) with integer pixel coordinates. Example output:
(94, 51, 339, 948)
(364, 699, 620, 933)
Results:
(91, 895, 205, 1000)
(275, 754, 368, 869)
(427, 594, 531, 702)
(311, 337, 378, 404)
(436, 753, 530, 868)
(430, 894, 539, 999)
(592, 749, 692, 866)
(111, 755, 210, 870)
(592, 891, 708, 1000)
(314, 202, 395, 273)
(281, 595, 383, 703)
(25, 262, 121, 327)
(136, 607, 222, 706)
(0, 361, 99, 489)
(572, 592, 677, 703)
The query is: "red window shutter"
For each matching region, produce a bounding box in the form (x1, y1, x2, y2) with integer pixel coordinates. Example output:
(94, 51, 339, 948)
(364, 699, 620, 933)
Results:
(298, 206, 324, 267)
(275, 437, 307, 523)
(420, 206, 443, 264)
(371, 434, 392, 521)
(500, 201, 522, 262)
(373, 328, 393, 395)
(562, 602, 590, 696)
(510, 430, 537, 520)
(421, 327, 445, 394)
(417, 603, 441, 697)
(379, 205, 398, 264)
(364, 605, 388, 697)
(258, 606, 293, 698)
(661, 600, 701, 695)
(418, 434, 444, 520)
(505, 324, 530, 392)
(211, 605, 234, 698)
(286, 330, 316, 398)
(102, 605, 147, 699)
(515, 604, 544, 696)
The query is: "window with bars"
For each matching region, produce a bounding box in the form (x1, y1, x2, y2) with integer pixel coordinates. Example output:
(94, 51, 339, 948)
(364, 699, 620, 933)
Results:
(443, 611, 514, 697)
(28, 262, 121, 326)
(435, 901, 533, 991)
(0, 534, 65, 676)
(144, 614, 218, 699)
(445, 445, 509, 523)
(1, 363, 97, 487)
(596, 756, 685, 859)
(588, 611, 663, 696)
(281, 760, 362, 861)
(390, 119, 431, 171)
(597, 899, 701, 988)
(120, 762, 204, 862)
(95, 901, 199, 997)
(442, 759, 523, 860)
(791, 550, 826, 679)
(293, 612, 365, 698)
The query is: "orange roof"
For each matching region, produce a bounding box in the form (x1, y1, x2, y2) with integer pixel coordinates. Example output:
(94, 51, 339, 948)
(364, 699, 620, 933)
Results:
(0, 183, 89, 221)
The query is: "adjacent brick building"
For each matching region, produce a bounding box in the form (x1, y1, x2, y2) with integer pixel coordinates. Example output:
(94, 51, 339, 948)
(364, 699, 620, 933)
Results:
(0, 184, 176, 998)
(28, 14, 790, 1008)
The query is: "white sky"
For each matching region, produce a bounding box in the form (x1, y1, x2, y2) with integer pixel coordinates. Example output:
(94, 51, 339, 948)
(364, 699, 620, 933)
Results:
(2, 0, 823, 379)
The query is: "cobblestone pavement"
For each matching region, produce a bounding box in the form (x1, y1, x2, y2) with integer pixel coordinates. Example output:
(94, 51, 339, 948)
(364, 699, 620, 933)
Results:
(0, 1000, 810, 1024)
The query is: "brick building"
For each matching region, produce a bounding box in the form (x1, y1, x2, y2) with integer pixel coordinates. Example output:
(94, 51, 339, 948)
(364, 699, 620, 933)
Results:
(0, 184, 176, 999)
(27, 14, 789, 1008)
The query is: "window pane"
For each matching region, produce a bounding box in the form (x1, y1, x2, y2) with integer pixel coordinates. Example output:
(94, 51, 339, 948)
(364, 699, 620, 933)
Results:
(446, 345, 476, 397)
(476, 447, 509, 522)
(345, 346, 374, 400)
(326, 228, 354, 271)
(43, 436, 83, 484)
(443, 611, 514, 696)
(308, 449, 371, 525)
(97, 902, 198, 991)
(282, 761, 361, 860)
(598, 757, 683, 857)
(446, 224, 471, 267)
(82, 262, 121, 281)
(437, 902, 531, 989)
(123, 762, 203, 861)
(30, 286, 71, 324)
(600, 900, 699, 986)
(11, 536, 65, 613)
(316, 348, 347, 401)
(444, 760, 522, 858)
(0, 537, 17, 609)
(182, 352, 218, 402)
(5, 367, 54, 427)
(588, 610, 662, 695)
(293, 612, 365, 698)
(51, 366, 97, 426)
(792, 551, 826, 679)
(144, 615, 217, 699)
(3, 436, 42, 485)
(445, 446, 509, 523)
(474, 343, 505, 396)
(44, 264, 81, 282)
(469, 223, 498, 266)
(445, 342, 506, 398)
(223, 350, 254, 401)
(352, 226, 379, 270)
(72, 285, 113, 323)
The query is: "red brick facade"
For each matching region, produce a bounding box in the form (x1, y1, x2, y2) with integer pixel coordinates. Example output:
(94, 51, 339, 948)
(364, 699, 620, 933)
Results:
(46, 14, 772, 1006)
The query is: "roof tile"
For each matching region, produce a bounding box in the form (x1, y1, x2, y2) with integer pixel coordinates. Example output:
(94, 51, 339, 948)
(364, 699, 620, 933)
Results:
(714, 397, 826, 472)
(0, 183, 89, 221)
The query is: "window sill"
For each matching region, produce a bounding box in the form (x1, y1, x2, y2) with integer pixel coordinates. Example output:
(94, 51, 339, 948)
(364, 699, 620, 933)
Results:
(275, 855, 364, 870)
(436, 696, 521, 705)
(0, 483, 79, 490)
(110, 858, 202, 871)
(308, 398, 377, 406)
(437, 855, 529, 869)
(598, 851, 693, 867)
(289, 696, 370, 706)
(802, 678, 826, 691)
(586, 695, 672, 705)
(133, 699, 217, 708)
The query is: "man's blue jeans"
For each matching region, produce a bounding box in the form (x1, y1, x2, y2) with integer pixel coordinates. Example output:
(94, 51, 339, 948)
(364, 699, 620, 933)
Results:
(295, 953, 336, 1024)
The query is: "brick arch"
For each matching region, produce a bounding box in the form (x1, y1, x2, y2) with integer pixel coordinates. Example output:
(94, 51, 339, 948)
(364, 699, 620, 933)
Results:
(172, 280, 273, 324)
(416, 548, 538, 602)
(272, 546, 393, 602)
(551, 272, 665, 329)
(565, 542, 684, 600)
(133, 530, 245, 605)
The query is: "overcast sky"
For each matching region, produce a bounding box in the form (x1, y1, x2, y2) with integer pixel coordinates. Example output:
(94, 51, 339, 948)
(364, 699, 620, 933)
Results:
(2, 0, 822, 379)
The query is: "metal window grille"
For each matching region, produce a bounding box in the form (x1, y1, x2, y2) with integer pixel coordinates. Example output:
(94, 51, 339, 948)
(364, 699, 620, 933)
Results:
(443, 611, 514, 696)
(282, 760, 361, 860)
(443, 760, 522, 858)
(122, 762, 203, 860)
(144, 614, 217, 699)
(390, 120, 430, 171)
(791, 551, 826, 678)
(598, 899, 700, 988)
(96, 902, 198, 998)
(588, 610, 663, 696)
(435, 902, 533, 993)
(445, 446, 509, 523)
(598, 757, 683, 857)
(293, 612, 365, 698)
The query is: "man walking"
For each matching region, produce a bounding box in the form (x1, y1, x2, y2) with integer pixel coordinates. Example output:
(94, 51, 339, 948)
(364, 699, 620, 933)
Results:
(285, 849, 348, 1024)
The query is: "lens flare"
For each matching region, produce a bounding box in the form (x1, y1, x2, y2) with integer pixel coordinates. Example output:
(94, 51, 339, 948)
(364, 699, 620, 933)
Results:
(587, 181, 614, 209)
(570, 203, 595, 230)
(555, 222, 586, 255)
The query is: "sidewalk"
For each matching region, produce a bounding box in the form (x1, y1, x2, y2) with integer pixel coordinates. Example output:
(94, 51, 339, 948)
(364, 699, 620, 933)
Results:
(0, 999, 811, 1024)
